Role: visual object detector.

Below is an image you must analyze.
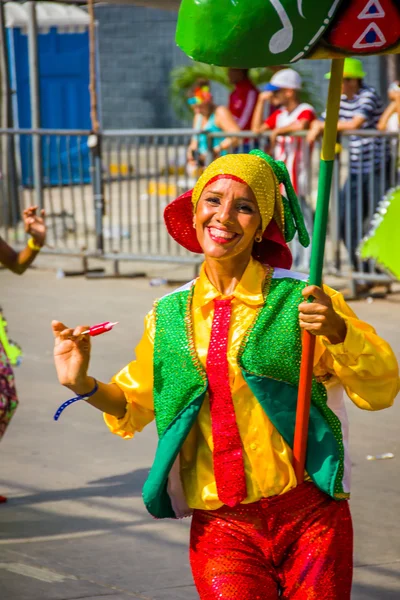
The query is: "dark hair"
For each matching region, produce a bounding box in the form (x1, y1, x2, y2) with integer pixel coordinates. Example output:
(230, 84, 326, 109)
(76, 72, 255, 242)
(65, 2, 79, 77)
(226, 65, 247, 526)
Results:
(228, 68, 249, 76)
(193, 78, 210, 90)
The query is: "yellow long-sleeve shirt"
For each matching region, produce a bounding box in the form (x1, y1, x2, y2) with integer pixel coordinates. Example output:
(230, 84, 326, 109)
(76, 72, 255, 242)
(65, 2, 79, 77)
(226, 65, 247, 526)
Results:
(105, 258, 399, 510)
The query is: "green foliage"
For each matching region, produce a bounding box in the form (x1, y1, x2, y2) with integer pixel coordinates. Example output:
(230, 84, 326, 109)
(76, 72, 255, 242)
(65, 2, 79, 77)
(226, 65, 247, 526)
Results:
(169, 62, 323, 122)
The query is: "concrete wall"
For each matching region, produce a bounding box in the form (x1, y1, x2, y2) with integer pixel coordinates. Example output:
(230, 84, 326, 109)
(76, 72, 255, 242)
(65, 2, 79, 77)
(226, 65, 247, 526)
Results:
(95, 5, 190, 129)
(95, 5, 387, 130)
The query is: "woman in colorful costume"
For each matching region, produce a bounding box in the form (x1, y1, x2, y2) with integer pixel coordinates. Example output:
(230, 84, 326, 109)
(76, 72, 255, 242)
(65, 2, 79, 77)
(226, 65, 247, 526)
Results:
(52, 151, 399, 599)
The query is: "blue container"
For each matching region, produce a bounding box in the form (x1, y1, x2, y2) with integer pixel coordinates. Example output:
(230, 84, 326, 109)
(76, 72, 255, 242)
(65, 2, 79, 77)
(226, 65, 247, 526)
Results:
(8, 26, 91, 185)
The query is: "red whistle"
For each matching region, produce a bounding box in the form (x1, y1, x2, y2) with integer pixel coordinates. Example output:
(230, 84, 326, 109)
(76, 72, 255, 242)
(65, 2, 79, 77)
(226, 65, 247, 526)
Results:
(82, 321, 119, 337)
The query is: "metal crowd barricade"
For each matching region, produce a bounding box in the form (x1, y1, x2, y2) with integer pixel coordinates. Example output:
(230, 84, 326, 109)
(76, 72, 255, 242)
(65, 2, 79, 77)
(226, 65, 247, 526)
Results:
(0, 128, 93, 255)
(99, 129, 316, 272)
(101, 128, 203, 266)
(330, 130, 399, 289)
(0, 127, 398, 288)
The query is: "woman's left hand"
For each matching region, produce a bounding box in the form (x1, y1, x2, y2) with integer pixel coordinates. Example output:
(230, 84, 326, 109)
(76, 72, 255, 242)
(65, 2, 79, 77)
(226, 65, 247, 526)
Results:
(299, 285, 347, 345)
(23, 205, 46, 247)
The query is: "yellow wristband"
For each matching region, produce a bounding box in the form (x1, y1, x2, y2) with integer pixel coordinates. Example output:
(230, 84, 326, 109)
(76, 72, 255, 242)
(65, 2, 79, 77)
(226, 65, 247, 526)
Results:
(27, 237, 42, 252)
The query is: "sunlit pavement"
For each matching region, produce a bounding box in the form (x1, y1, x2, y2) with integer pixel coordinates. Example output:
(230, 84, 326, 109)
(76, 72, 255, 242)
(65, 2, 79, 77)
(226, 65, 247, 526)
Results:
(1, 269, 399, 599)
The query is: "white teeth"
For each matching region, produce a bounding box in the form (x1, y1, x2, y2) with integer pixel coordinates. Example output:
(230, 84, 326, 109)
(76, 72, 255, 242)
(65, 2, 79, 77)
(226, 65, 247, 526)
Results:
(209, 227, 236, 240)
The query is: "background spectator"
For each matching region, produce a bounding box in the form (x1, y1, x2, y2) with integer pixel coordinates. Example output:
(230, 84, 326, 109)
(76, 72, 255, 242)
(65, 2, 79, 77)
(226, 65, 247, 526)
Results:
(251, 89, 282, 124)
(0, 206, 46, 275)
(227, 68, 259, 135)
(308, 58, 389, 292)
(252, 69, 315, 192)
(378, 81, 400, 133)
(252, 68, 316, 269)
(186, 82, 240, 176)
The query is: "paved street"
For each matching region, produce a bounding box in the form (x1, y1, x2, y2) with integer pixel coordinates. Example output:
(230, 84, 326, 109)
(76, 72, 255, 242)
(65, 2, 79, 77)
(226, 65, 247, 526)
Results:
(1, 268, 399, 599)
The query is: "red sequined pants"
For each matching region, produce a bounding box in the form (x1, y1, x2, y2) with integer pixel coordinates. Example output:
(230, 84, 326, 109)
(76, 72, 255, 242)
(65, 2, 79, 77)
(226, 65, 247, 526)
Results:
(190, 483, 353, 599)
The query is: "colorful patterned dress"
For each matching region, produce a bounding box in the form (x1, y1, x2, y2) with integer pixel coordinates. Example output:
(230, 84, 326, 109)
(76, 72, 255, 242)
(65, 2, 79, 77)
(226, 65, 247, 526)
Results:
(0, 312, 19, 440)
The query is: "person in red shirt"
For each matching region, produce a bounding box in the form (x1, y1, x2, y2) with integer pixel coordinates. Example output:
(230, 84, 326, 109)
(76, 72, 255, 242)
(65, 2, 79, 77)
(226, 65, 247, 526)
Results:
(228, 69, 259, 149)
(252, 69, 316, 270)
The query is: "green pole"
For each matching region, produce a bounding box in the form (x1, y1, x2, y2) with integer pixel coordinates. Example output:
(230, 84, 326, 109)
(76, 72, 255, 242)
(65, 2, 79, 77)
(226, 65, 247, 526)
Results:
(310, 58, 345, 286)
(309, 160, 334, 286)
(293, 58, 344, 482)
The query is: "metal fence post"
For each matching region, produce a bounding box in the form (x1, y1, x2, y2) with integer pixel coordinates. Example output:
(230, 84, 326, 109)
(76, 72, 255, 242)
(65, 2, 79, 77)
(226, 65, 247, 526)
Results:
(88, 133, 104, 252)
(0, 126, 396, 282)
(87, 0, 104, 255)
(26, 1, 43, 209)
(206, 132, 213, 166)
(0, 1, 19, 230)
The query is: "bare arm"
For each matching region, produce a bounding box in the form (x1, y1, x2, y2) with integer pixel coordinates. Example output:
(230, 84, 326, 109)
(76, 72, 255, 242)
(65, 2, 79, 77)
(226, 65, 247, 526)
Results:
(214, 105, 241, 151)
(268, 118, 313, 150)
(306, 119, 324, 143)
(272, 118, 312, 137)
(0, 206, 46, 274)
(307, 115, 366, 143)
(187, 113, 200, 161)
(0, 237, 40, 275)
(377, 101, 396, 131)
(251, 93, 271, 133)
(396, 94, 400, 117)
(378, 94, 400, 131)
(336, 114, 366, 131)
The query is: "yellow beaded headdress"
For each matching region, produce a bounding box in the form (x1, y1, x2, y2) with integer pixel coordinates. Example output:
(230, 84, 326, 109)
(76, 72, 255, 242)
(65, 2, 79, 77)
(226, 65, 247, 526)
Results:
(192, 153, 282, 234)
(164, 150, 310, 268)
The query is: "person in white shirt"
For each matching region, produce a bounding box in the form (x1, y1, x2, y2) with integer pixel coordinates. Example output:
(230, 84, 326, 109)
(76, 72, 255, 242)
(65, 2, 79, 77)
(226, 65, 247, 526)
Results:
(252, 69, 316, 270)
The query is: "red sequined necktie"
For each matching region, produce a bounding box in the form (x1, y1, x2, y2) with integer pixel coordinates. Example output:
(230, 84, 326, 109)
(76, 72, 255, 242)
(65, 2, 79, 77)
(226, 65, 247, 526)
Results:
(206, 298, 247, 507)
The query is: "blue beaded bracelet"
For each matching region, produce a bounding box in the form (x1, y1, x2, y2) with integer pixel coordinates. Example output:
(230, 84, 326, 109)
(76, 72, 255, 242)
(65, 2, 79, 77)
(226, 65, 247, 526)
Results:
(54, 379, 99, 421)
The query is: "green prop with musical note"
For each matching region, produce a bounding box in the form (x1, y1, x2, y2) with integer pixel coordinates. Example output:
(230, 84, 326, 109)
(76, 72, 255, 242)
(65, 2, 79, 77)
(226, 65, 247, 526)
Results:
(177, 0, 400, 64)
(176, 0, 343, 67)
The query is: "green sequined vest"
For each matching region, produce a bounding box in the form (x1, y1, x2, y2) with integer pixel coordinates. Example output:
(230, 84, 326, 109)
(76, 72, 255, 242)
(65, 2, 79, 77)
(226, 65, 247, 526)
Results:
(142, 273, 347, 519)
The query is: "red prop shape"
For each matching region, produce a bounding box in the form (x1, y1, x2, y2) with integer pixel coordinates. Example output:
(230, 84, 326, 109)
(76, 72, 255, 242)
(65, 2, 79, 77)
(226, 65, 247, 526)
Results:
(326, 0, 400, 54)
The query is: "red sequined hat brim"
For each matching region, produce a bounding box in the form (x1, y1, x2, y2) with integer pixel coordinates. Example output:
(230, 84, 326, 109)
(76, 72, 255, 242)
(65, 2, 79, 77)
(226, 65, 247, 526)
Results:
(164, 189, 293, 270)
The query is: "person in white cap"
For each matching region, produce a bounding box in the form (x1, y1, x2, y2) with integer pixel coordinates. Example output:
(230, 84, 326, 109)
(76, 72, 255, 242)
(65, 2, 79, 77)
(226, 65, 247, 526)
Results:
(252, 68, 316, 270)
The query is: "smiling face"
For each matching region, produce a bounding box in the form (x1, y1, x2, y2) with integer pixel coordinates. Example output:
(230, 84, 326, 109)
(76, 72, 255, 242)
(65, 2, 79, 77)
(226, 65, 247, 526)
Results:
(194, 178, 262, 263)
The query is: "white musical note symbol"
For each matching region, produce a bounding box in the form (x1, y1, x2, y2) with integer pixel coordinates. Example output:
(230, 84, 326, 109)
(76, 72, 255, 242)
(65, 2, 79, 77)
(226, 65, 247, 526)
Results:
(269, 0, 294, 54)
